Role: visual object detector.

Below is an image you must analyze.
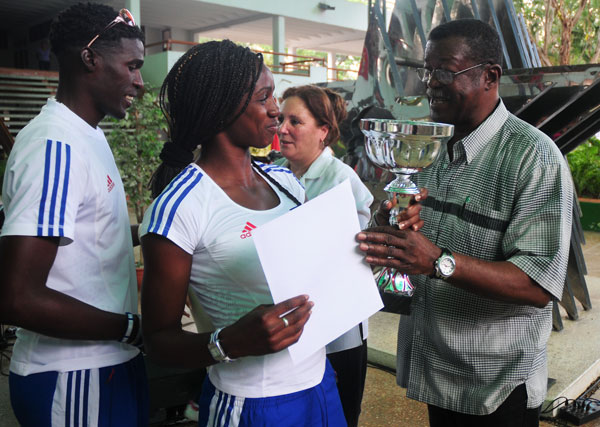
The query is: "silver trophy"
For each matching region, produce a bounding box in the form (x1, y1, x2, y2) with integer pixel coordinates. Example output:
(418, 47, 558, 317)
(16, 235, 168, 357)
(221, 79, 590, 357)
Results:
(360, 119, 454, 297)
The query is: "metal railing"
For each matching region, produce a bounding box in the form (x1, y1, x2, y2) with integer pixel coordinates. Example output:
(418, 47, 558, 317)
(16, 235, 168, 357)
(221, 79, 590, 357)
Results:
(327, 66, 359, 81)
(145, 39, 358, 81)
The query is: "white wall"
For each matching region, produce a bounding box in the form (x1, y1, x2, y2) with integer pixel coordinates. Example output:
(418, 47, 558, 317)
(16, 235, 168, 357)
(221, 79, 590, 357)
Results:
(197, 0, 367, 31)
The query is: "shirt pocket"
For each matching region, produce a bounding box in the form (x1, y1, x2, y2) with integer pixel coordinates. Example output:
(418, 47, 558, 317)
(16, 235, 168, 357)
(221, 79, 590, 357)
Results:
(456, 201, 510, 260)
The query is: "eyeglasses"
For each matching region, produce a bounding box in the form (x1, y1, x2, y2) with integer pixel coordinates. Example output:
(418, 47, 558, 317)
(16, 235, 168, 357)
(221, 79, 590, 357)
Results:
(416, 62, 489, 85)
(86, 8, 136, 49)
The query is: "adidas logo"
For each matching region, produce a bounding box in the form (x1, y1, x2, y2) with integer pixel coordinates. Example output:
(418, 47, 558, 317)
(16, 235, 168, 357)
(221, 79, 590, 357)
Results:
(240, 222, 256, 239)
(107, 174, 115, 192)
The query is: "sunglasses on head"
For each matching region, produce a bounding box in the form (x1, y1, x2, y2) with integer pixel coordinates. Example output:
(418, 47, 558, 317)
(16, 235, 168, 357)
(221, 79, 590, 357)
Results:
(86, 8, 136, 49)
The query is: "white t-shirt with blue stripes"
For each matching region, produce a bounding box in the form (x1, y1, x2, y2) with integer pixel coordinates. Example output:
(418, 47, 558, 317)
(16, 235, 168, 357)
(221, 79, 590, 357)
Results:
(140, 162, 327, 398)
(2, 99, 139, 375)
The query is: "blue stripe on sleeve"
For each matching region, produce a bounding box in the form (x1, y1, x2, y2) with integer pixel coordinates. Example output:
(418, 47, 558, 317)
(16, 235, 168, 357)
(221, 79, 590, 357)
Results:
(37, 140, 53, 236)
(161, 172, 203, 236)
(148, 165, 194, 232)
(263, 165, 294, 175)
(48, 140, 62, 236)
(149, 166, 198, 234)
(58, 143, 71, 237)
(263, 164, 304, 191)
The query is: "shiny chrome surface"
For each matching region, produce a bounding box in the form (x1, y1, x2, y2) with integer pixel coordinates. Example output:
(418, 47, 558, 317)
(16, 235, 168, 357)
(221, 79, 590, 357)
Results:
(360, 119, 453, 178)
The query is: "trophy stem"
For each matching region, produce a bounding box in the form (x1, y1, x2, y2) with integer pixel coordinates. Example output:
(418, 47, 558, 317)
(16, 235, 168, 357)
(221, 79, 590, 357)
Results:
(376, 178, 417, 297)
(384, 173, 420, 195)
(373, 185, 416, 297)
(360, 118, 454, 303)
(383, 184, 411, 227)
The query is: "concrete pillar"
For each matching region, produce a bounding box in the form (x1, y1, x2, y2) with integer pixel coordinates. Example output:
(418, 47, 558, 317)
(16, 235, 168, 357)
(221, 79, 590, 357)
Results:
(125, 0, 141, 26)
(327, 52, 337, 81)
(272, 16, 285, 70)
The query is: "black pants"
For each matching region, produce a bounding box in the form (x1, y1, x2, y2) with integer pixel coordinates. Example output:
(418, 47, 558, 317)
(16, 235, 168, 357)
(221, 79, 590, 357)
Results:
(428, 383, 541, 427)
(326, 339, 368, 427)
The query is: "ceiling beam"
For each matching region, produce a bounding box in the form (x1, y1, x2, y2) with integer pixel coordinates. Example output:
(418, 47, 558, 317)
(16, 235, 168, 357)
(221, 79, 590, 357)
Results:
(193, 13, 270, 33)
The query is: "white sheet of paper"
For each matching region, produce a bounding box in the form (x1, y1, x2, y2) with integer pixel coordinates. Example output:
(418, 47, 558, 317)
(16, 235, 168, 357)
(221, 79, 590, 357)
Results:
(253, 179, 383, 364)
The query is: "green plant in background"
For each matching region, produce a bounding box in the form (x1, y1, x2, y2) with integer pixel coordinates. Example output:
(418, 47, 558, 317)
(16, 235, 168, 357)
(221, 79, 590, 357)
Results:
(107, 87, 167, 224)
(567, 136, 600, 199)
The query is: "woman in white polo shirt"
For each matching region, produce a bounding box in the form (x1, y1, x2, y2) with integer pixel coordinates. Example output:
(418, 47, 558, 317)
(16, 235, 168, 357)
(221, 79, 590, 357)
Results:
(276, 85, 373, 427)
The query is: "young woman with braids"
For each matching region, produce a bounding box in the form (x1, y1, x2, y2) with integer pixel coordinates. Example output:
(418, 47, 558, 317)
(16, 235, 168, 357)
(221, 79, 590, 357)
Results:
(139, 40, 347, 425)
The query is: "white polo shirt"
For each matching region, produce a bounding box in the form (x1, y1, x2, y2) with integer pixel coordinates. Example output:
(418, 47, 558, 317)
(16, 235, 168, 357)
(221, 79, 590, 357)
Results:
(1, 99, 139, 375)
(140, 163, 326, 398)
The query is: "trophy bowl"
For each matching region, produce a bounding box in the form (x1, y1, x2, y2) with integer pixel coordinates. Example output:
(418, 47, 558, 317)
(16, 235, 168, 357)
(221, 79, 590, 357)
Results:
(360, 119, 454, 300)
(360, 119, 454, 198)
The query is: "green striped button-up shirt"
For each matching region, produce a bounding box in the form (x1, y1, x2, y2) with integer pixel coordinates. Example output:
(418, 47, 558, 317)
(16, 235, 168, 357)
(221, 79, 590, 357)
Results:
(397, 100, 573, 415)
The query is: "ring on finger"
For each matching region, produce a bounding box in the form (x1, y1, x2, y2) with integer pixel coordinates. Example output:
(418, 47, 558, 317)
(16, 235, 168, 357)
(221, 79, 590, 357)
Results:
(282, 316, 289, 328)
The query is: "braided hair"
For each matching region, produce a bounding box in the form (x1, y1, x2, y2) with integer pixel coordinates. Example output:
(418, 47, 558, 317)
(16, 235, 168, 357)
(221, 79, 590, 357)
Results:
(150, 40, 264, 198)
(49, 2, 144, 59)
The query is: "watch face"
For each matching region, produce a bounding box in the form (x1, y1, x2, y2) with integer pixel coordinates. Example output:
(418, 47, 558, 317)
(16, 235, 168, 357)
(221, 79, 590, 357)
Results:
(208, 342, 223, 361)
(439, 256, 455, 275)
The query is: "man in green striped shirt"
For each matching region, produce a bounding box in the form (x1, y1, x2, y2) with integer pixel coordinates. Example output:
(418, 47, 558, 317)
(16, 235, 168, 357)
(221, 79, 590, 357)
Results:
(358, 19, 573, 426)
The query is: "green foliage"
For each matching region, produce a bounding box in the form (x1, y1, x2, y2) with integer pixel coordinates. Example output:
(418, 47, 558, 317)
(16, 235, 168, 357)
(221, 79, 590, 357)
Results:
(335, 54, 361, 80)
(567, 136, 600, 198)
(589, 222, 600, 231)
(106, 88, 167, 223)
(514, 0, 600, 65)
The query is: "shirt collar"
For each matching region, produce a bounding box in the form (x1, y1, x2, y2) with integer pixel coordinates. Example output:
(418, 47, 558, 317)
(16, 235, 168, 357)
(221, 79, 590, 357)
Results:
(458, 100, 508, 164)
(46, 97, 104, 137)
(278, 149, 333, 181)
(302, 149, 333, 180)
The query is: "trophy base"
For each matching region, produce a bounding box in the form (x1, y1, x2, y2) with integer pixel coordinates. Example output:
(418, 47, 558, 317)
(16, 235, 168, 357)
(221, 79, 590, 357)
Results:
(375, 260, 414, 315)
(379, 290, 413, 315)
(377, 267, 414, 296)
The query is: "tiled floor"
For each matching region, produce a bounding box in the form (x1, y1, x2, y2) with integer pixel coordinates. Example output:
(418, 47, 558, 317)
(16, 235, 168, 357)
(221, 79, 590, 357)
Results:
(358, 365, 564, 427)
(583, 231, 600, 277)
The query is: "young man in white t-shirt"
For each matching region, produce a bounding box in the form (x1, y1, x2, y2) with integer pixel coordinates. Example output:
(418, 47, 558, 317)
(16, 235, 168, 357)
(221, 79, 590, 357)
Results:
(0, 3, 148, 425)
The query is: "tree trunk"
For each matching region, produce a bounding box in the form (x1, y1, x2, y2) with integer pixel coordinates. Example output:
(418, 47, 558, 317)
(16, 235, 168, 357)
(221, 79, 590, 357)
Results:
(542, 0, 553, 55)
(591, 31, 600, 64)
(559, 23, 573, 65)
(552, 0, 588, 65)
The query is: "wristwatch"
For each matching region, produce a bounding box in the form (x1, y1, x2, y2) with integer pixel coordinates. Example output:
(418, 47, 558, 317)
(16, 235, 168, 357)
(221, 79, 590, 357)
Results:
(208, 327, 235, 363)
(433, 248, 456, 280)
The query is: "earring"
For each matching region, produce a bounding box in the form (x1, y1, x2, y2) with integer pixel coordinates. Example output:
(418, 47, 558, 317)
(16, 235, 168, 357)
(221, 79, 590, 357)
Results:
(320, 139, 325, 149)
